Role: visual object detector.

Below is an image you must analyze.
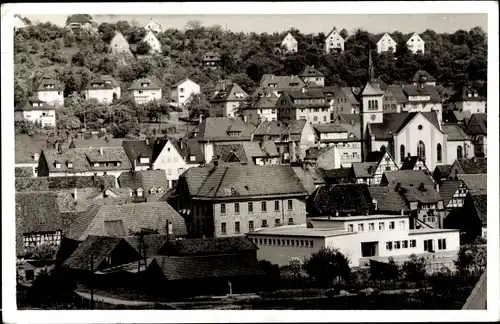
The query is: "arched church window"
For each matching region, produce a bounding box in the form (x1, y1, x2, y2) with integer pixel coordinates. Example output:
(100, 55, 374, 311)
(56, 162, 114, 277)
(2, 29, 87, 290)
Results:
(457, 145, 463, 159)
(437, 144, 442, 162)
(400, 145, 405, 163)
(417, 141, 425, 159)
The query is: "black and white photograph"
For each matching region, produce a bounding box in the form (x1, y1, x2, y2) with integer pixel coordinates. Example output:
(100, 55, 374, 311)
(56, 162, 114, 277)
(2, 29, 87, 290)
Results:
(1, 2, 498, 323)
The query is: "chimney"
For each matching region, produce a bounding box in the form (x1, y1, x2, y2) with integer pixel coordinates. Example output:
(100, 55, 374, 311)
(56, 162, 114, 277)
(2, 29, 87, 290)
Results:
(99, 147, 103, 156)
(400, 209, 404, 216)
(418, 182, 425, 191)
(243, 115, 248, 123)
(472, 156, 476, 162)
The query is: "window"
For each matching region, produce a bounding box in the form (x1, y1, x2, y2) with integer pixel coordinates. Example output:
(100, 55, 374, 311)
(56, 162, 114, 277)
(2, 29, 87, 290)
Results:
(272, 239, 276, 245)
(180, 88, 184, 93)
(235, 221, 240, 234)
(274, 201, 280, 211)
(287, 200, 293, 210)
(386, 242, 393, 250)
(417, 141, 425, 159)
(168, 168, 172, 175)
(379, 222, 385, 231)
(305, 240, 309, 247)
(400, 145, 405, 163)
(262, 219, 268, 227)
(291, 240, 295, 246)
(263, 238, 267, 244)
(457, 145, 463, 159)
(394, 241, 401, 249)
(437, 144, 442, 162)
(287, 239, 290, 246)
(410, 239, 416, 248)
(277, 239, 281, 246)
(358, 224, 364, 232)
(348, 224, 354, 232)
(249, 221, 254, 232)
(221, 222, 227, 235)
(261, 201, 267, 212)
(438, 239, 447, 250)
(323, 116, 327, 122)
(424, 239, 433, 252)
(402, 240, 409, 249)
(275, 218, 281, 226)
(234, 202, 240, 214)
(399, 220, 405, 230)
(300, 240, 305, 246)
(369, 223, 375, 231)
(220, 203, 226, 214)
(248, 202, 253, 213)
(389, 221, 395, 230)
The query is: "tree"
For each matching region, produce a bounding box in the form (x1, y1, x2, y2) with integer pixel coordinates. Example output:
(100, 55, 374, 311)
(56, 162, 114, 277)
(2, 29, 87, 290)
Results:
(136, 41, 152, 55)
(98, 22, 116, 43)
(185, 93, 211, 120)
(455, 244, 487, 275)
(288, 257, 303, 280)
(14, 81, 27, 107)
(339, 28, 349, 39)
(65, 14, 92, 26)
(303, 247, 351, 287)
(71, 52, 86, 67)
(401, 254, 427, 281)
(14, 120, 42, 135)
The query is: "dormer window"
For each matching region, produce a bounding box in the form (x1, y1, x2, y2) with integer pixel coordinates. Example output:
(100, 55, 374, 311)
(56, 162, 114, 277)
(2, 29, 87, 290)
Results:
(141, 83, 148, 87)
(33, 153, 40, 161)
(157, 187, 165, 194)
(67, 161, 74, 169)
(139, 157, 150, 164)
(149, 187, 157, 194)
(227, 131, 242, 137)
(190, 155, 196, 162)
(116, 162, 121, 167)
(94, 162, 100, 167)
(54, 162, 61, 169)
(137, 188, 144, 197)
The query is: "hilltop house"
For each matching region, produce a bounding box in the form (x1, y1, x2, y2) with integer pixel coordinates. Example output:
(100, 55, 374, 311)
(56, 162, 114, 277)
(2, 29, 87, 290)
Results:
(144, 18, 162, 33)
(404, 32, 425, 54)
(66, 14, 93, 31)
(175, 165, 308, 238)
(281, 32, 298, 53)
(409, 70, 436, 86)
(34, 78, 64, 106)
(210, 82, 249, 118)
(259, 74, 306, 96)
(202, 52, 221, 69)
(252, 119, 316, 162)
(299, 66, 325, 87)
(142, 30, 162, 54)
(171, 78, 200, 107)
(15, 98, 56, 128)
(324, 27, 345, 53)
(83, 75, 121, 104)
(110, 32, 133, 56)
(128, 78, 162, 104)
(375, 33, 397, 53)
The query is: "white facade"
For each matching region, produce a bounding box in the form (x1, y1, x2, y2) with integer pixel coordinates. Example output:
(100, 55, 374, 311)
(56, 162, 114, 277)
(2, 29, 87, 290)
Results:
(257, 107, 278, 122)
(171, 79, 200, 106)
(129, 88, 162, 105)
(325, 29, 345, 53)
(446, 140, 473, 165)
(144, 19, 162, 33)
(406, 33, 425, 55)
(281, 32, 298, 53)
(35, 89, 64, 107)
(376, 33, 397, 54)
(15, 108, 56, 128)
(142, 30, 162, 54)
(151, 140, 198, 189)
(84, 87, 121, 105)
(110, 32, 132, 56)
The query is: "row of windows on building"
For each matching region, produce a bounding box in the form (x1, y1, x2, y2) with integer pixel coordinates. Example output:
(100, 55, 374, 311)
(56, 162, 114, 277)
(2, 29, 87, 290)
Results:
(367, 100, 380, 110)
(300, 115, 329, 122)
(399, 142, 466, 163)
(220, 200, 294, 214)
(385, 238, 447, 251)
(347, 220, 405, 232)
(23, 231, 62, 248)
(252, 237, 315, 248)
(220, 218, 295, 234)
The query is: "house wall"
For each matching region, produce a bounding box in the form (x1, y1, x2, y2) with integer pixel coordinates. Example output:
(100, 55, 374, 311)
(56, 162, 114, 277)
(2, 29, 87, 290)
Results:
(152, 141, 194, 189)
(446, 140, 473, 165)
(453, 100, 486, 114)
(84, 88, 119, 105)
(203, 198, 307, 238)
(377, 34, 397, 53)
(406, 34, 425, 54)
(15, 109, 56, 128)
(325, 31, 344, 53)
(171, 80, 200, 106)
(302, 76, 325, 87)
(282, 34, 298, 53)
(299, 123, 317, 160)
(316, 147, 342, 170)
(143, 31, 162, 53)
(294, 107, 330, 124)
(35, 90, 64, 107)
(130, 89, 162, 105)
(372, 153, 399, 184)
(110, 35, 132, 55)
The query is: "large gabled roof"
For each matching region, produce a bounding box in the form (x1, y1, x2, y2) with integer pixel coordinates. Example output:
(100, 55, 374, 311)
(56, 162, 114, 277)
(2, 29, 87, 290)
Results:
(457, 174, 487, 196)
(307, 184, 373, 216)
(253, 119, 307, 136)
(127, 78, 161, 91)
(409, 70, 436, 83)
(194, 117, 256, 142)
(368, 112, 441, 140)
(158, 236, 258, 256)
(368, 186, 410, 213)
(454, 157, 487, 174)
(259, 74, 306, 89)
(381, 170, 435, 187)
(299, 66, 324, 78)
(210, 82, 248, 102)
(36, 78, 64, 92)
(439, 180, 462, 206)
(442, 124, 470, 141)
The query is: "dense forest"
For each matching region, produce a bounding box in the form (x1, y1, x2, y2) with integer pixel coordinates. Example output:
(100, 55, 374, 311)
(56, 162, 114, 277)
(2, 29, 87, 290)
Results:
(14, 16, 488, 137)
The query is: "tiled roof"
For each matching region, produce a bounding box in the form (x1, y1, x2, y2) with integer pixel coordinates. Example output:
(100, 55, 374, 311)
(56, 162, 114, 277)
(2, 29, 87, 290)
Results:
(250, 95, 279, 109)
(69, 138, 124, 149)
(307, 184, 373, 216)
(127, 78, 161, 91)
(15, 191, 78, 256)
(304, 147, 335, 160)
(292, 167, 326, 194)
(382, 170, 435, 187)
(317, 167, 355, 183)
(313, 123, 347, 134)
(299, 66, 324, 78)
(118, 170, 168, 199)
(352, 162, 378, 178)
(470, 195, 487, 225)
(36, 78, 64, 91)
(15, 167, 34, 178)
(179, 137, 204, 163)
(151, 253, 265, 281)
(456, 174, 487, 196)
(67, 14, 92, 24)
(63, 236, 140, 271)
(388, 85, 409, 104)
(15, 175, 116, 192)
(442, 124, 470, 141)
(15, 134, 60, 164)
(326, 27, 343, 39)
(253, 119, 306, 136)
(400, 186, 442, 204)
(195, 117, 256, 142)
(259, 74, 306, 89)
(364, 151, 386, 163)
(15, 98, 54, 112)
(214, 144, 248, 164)
(400, 156, 425, 170)
(195, 165, 308, 200)
(433, 164, 452, 180)
(158, 236, 258, 256)
(409, 70, 436, 83)
(124, 234, 169, 257)
(70, 202, 187, 241)
(362, 82, 384, 96)
(438, 180, 462, 206)
(368, 186, 410, 213)
(211, 83, 248, 102)
(335, 113, 361, 124)
(465, 113, 487, 136)
(122, 139, 153, 165)
(42, 147, 132, 173)
(338, 87, 360, 105)
(171, 77, 198, 88)
(179, 166, 213, 196)
(368, 112, 441, 140)
(455, 158, 487, 174)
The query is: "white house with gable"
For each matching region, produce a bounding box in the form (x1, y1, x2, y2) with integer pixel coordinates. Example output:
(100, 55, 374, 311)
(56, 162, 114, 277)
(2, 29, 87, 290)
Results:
(405, 32, 425, 55)
(281, 32, 298, 53)
(144, 18, 162, 34)
(376, 33, 397, 54)
(171, 78, 201, 107)
(142, 30, 162, 54)
(325, 27, 345, 53)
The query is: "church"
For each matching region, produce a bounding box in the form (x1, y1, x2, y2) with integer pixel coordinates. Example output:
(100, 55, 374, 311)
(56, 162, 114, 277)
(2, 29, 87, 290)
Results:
(358, 51, 462, 172)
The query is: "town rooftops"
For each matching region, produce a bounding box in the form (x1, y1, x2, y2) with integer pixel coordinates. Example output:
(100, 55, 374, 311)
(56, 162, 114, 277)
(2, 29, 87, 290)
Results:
(213, 142, 277, 165)
(249, 224, 353, 238)
(254, 119, 307, 137)
(465, 113, 487, 136)
(313, 123, 347, 134)
(337, 87, 360, 105)
(438, 180, 463, 206)
(299, 66, 324, 78)
(368, 112, 441, 140)
(15, 175, 116, 192)
(409, 70, 436, 83)
(364, 151, 386, 163)
(15, 134, 64, 164)
(158, 236, 258, 256)
(368, 186, 410, 213)
(352, 162, 378, 178)
(400, 156, 427, 171)
(194, 165, 308, 200)
(36, 78, 64, 92)
(127, 78, 161, 91)
(178, 166, 214, 196)
(194, 117, 256, 142)
(442, 124, 470, 141)
(453, 157, 487, 174)
(69, 138, 124, 149)
(118, 170, 168, 199)
(307, 184, 373, 216)
(381, 170, 435, 187)
(15, 98, 54, 111)
(15, 167, 34, 178)
(259, 74, 306, 89)
(210, 83, 248, 102)
(456, 174, 487, 196)
(399, 185, 442, 204)
(448, 86, 486, 102)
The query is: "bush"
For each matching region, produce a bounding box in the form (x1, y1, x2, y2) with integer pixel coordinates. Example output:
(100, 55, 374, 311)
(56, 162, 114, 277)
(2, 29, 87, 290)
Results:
(303, 247, 351, 287)
(401, 254, 427, 281)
